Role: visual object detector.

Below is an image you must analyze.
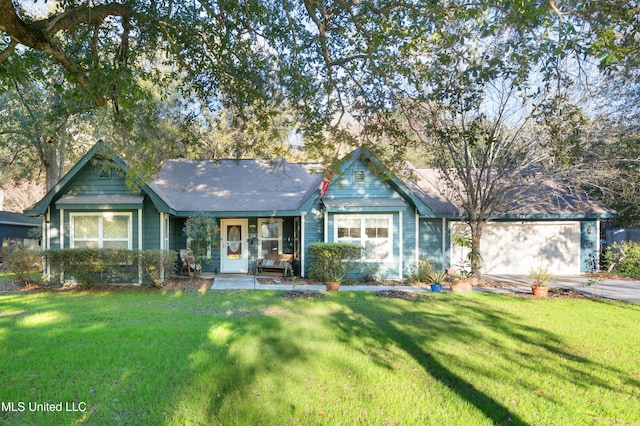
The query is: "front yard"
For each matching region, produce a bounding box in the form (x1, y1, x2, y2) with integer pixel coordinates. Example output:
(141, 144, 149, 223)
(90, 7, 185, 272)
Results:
(1, 288, 639, 425)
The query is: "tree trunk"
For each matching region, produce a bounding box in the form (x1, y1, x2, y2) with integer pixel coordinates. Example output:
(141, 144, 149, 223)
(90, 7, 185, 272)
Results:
(469, 220, 484, 277)
(41, 138, 60, 191)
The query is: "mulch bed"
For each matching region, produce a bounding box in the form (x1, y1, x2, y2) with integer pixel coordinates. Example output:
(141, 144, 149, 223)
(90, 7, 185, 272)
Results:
(0, 276, 213, 293)
(162, 277, 212, 292)
(376, 289, 429, 300)
(281, 290, 325, 299)
(0, 275, 591, 299)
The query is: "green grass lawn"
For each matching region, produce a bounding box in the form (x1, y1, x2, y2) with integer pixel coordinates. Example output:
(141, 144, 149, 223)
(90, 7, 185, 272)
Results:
(1, 289, 639, 425)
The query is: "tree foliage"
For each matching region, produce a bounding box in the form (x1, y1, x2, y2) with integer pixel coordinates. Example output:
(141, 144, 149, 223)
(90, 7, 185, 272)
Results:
(2, 1, 637, 157)
(1, 0, 639, 232)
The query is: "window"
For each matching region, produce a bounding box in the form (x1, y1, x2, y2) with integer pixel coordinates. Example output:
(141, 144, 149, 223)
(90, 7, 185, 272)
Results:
(353, 169, 365, 183)
(258, 219, 282, 257)
(335, 215, 392, 261)
(70, 213, 132, 249)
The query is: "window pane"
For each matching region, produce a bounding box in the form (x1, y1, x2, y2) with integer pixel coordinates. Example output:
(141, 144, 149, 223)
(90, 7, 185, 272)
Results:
(365, 218, 389, 238)
(267, 222, 279, 238)
(75, 240, 99, 249)
(338, 218, 361, 239)
(365, 240, 389, 261)
(338, 227, 361, 238)
(103, 241, 128, 249)
(103, 216, 129, 238)
(74, 217, 99, 239)
(261, 240, 278, 255)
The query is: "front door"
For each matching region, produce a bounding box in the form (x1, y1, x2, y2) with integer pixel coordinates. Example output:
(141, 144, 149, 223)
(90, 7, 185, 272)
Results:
(220, 219, 248, 273)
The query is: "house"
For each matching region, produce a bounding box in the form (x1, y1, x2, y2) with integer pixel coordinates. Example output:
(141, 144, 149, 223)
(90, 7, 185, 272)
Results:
(25, 141, 616, 281)
(0, 211, 40, 268)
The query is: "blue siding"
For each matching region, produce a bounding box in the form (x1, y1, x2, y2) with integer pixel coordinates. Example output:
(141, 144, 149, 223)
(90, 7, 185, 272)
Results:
(419, 219, 447, 270)
(316, 159, 423, 280)
(64, 163, 131, 196)
(326, 159, 405, 202)
(0, 224, 37, 240)
(301, 201, 324, 277)
(142, 198, 161, 250)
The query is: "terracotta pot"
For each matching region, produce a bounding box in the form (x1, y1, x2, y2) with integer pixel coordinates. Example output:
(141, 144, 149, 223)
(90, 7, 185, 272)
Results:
(450, 279, 473, 293)
(467, 276, 480, 286)
(532, 285, 549, 297)
(325, 281, 340, 291)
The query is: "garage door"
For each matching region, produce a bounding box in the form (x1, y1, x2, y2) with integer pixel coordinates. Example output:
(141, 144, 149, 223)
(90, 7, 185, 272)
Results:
(450, 222, 581, 275)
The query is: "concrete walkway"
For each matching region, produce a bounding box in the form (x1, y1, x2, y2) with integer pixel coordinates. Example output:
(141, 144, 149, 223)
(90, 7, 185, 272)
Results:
(208, 273, 640, 304)
(209, 274, 429, 293)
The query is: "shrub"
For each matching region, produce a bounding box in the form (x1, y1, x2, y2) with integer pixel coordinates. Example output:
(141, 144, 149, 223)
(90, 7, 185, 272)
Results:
(308, 242, 363, 283)
(6, 249, 43, 285)
(408, 258, 433, 284)
(43, 248, 177, 287)
(141, 250, 178, 288)
(605, 242, 640, 279)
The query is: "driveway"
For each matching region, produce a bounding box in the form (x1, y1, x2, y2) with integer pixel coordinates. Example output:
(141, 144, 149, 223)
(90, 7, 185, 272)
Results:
(484, 275, 640, 304)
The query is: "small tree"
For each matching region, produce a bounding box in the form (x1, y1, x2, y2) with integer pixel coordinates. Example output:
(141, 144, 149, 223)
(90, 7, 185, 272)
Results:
(183, 215, 219, 277)
(308, 242, 363, 283)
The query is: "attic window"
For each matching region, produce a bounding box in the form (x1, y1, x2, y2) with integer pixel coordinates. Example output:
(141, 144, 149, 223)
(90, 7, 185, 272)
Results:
(353, 170, 365, 183)
(98, 168, 112, 178)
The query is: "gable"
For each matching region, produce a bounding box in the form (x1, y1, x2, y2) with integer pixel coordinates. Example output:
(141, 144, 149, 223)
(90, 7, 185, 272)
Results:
(322, 158, 411, 212)
(25, 141, 165, 216)
(319, 149, 433, 215)
(63, 161, 131, 197)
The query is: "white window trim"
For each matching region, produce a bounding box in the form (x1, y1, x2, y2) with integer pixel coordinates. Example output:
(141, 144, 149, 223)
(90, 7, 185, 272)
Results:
(70, 212, 133, 249)
(334, 214, 394, 262)
(258, 218, 283, 258)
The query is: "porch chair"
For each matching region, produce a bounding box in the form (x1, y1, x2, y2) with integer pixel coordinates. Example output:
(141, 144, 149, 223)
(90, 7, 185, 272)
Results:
(179, 249, 197, 276)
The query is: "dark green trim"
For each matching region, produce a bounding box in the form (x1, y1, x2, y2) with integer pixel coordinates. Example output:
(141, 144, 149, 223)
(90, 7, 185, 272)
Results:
(170, 210, 304, 218)
(56, 204, 144, 210)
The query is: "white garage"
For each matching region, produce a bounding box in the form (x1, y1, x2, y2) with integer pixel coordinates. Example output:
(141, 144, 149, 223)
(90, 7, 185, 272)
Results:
(451, 221, 582, 275)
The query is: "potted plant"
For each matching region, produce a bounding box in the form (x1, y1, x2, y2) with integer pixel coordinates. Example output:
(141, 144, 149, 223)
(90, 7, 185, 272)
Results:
(308, 242, 363, 291)
(450, 269, 475, 293)
(530, 266, 552, 297)
(427, 269, 447, 293)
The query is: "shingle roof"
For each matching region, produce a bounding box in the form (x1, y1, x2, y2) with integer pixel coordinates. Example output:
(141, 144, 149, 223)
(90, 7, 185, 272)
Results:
(409, 168, 616, 218)
(405, 168, 460, 215)
(149, 159, 323, 214)
(0, 211, 40, 226)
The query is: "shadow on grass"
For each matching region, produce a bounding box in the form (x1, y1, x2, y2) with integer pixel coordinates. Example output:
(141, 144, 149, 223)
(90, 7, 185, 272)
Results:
(328, 292, 640, 425)
(2, 290, 639, 424)
(0, 290, 305, 425)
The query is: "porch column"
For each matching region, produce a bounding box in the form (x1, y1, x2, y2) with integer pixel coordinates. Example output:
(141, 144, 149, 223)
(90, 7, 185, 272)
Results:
(138, 209, 143, 284)
(45, 207, 50, 250)
(442, 218, 447, 270)
(44, 209, 50, 277)
(301, 213, 306, 278)
(398, 210, 403, 280)
(60, 208, 64, 249)
(159, 212, 165, 281)
(323, 209, 328, 242)
(415, 210, 419, 268)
